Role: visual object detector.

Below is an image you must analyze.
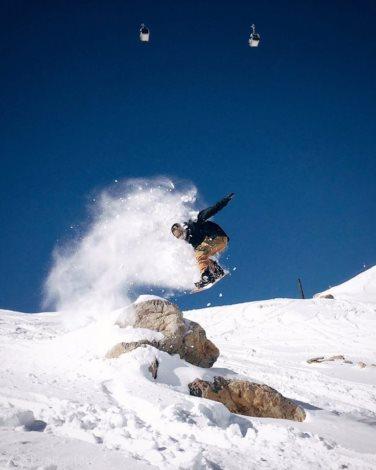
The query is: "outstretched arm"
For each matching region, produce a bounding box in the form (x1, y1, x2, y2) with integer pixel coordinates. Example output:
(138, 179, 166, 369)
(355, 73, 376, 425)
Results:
(197, 193, 235, 222)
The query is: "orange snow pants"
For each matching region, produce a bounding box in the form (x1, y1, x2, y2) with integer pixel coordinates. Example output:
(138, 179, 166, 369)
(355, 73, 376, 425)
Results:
(194, 236, 228, 274)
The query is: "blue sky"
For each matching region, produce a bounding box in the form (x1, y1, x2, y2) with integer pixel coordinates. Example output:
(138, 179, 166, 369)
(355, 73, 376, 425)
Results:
(1, 0, 375, 312)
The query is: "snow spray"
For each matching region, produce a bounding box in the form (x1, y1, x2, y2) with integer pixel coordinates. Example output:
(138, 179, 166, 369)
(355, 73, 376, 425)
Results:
(43, 177, 200, 318)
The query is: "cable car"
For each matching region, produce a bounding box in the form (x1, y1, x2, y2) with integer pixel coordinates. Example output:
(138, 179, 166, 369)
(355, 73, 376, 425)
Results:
(139, 24, 150, 43)
(249, 24, 260, 47)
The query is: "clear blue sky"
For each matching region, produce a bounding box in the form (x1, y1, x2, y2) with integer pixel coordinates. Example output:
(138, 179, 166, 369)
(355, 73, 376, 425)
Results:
(1, 1, 375, 312)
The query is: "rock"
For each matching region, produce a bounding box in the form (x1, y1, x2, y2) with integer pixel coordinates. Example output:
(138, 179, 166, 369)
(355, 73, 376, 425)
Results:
(181, 320, 219, 368)
(327, 355, 346, 362)
(314, 292, 335, 299)
(24, 419, 47, 432)
(307, 356, 325, 364)
(357, 361, 367, 369)
(148, 357, 159, 379)
(307, 355, 345, 364)
(108, 299, 219, 367)
(116, 299, 186, 353)
(188, 376, 306, 422)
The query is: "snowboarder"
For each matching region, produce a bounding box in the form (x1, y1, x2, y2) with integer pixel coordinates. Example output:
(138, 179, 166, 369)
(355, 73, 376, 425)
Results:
(171, 193, 234, 290)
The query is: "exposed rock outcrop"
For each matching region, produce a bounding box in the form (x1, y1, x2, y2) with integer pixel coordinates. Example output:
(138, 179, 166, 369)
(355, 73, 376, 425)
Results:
(188, 376, 306, 422)
(106, 299, 219, 368)
(307, 355, 345, 364)
(307, 355, 372, 368)
(24, 419, 47, 432)
(181, 320, 219, 368)
(314, 293, 335, 299)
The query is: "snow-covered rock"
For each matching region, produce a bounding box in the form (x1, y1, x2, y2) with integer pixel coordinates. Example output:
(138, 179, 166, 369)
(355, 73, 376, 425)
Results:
(108, 298, 219, 368)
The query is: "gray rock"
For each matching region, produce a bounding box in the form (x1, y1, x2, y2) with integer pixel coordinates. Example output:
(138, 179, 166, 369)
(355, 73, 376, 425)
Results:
(126, 299, 186, 354)
(107, 299, 219, 368)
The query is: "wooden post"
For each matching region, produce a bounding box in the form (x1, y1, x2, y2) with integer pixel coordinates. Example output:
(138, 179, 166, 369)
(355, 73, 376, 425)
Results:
(297, 278, 305, 299)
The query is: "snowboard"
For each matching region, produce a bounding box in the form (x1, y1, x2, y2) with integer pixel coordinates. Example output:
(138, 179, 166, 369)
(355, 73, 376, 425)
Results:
(190, 270, 229, 294)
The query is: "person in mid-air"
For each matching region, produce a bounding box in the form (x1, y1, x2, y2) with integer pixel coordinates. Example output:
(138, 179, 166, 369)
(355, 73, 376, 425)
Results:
(171, 193, 234, 289)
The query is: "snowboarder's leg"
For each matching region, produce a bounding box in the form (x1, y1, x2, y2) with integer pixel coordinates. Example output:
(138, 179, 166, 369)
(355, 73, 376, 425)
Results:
(195, 243, 212, 274)
(194, 242, 215, 289)
(194, 236, 228, 286)
(205, 236, 228, 275)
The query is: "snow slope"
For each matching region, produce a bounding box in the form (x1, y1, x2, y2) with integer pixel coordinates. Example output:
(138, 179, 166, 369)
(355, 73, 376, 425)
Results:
(1, 271, 376, 469)
(318, 266, 376, 303)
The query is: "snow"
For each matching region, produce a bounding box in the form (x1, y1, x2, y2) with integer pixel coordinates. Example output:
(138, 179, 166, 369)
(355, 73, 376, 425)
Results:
(43, 178, 200, 316)
(134, 294, 168, 304)
(317, 266, 376, 303)
(1, 269, 376, 469)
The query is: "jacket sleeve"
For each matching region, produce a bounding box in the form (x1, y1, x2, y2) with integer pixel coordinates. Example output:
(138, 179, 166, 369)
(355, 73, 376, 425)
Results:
(197, 193, 234, 222)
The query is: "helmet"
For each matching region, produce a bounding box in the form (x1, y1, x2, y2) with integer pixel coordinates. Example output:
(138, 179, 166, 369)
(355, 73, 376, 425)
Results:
(171, 223, 186, 239)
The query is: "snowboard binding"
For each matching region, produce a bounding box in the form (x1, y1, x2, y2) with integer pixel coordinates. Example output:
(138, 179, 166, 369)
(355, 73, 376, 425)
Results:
(192, 263, 228, 293)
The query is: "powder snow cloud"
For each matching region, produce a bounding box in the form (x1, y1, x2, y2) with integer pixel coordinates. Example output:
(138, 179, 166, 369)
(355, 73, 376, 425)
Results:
(43, 177, 200, 316)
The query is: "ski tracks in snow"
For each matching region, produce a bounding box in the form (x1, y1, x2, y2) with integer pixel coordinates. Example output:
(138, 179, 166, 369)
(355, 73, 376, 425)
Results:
(186, 298, 376, 466)
(0, 296, 376, 469)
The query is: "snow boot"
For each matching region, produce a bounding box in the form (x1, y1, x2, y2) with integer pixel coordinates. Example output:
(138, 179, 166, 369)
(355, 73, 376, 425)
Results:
(194, 268, 215, 290)
(212, 261, 225, 279)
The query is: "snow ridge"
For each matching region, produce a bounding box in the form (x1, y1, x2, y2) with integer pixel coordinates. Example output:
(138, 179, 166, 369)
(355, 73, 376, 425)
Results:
(318, 265, 376, 303)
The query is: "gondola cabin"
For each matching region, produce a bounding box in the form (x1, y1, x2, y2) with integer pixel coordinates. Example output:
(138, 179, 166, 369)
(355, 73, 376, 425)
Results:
(139, 24, 150, 43)
(249, 33, 260, 47)
(248, 24, 260, 47)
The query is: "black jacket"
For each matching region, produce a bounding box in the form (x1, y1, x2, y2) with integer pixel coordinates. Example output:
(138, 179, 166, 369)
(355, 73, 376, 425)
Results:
(184, 193, 233, 248)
